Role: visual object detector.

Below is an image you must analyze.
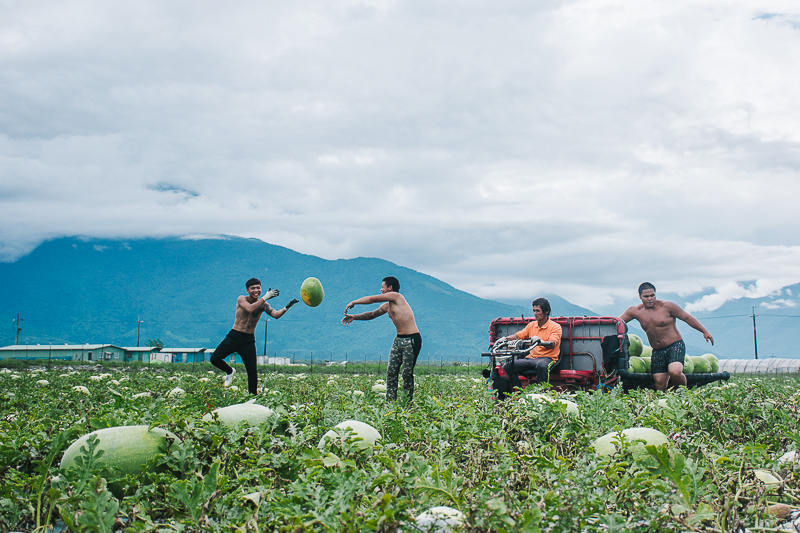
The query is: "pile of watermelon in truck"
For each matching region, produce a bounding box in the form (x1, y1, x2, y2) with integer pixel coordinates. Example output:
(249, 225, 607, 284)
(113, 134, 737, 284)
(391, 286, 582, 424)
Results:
(481, 316, 730, 395)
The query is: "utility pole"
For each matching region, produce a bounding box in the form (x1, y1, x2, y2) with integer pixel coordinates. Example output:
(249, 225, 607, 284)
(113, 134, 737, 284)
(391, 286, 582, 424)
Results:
(15, 314, 22, 345)
(751, 307, 758, 360)
(264, 317, 269, 356)
(137, 317, 144, 347)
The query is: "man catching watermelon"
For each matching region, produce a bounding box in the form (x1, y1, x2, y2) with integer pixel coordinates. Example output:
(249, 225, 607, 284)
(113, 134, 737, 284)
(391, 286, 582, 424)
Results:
(210, 278, 299, 395)
(619, 282, 714, 391)
(341, 276, 422, 403)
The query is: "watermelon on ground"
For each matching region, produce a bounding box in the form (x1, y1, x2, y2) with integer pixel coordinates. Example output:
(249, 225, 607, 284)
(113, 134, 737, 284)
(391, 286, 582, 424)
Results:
(592, 427, 669, 458)
(202, 399, 275, 428)
(683, 357, 694, 374)
(641, 357, 651, 373)
(641, 345, 653, 358)
(60, 425, 180, 496)
(319, 420, 381, 449)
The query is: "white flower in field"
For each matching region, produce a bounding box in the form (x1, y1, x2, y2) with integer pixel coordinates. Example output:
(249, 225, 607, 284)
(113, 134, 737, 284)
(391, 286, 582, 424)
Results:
(199, 377, 210, 383)
(168, 387, 185, 398)
(374, 379, 385, 385)
(118, 377, 128, 382)
(110, 380, 120, 386)
(269, 390, 280, 395)
(0, 369, 11, 374)
(132, 392, 152, 399)
(207, 370, 215, 375)
(5, 392, 15, 398)
(32, 369, 45, 374)
(89, 375, 103, 381)
(229, 385, 239, 391)
(472, 378, 484, 383)
(169, 376, 178, 381)
(72, 386, 90, 395)
(99, 373, 112, 378)
(9, 375, 20, 380)
(351, 390, 365, 397)
(37, 379, 50, 386)
(155, 376, 164, 379)
(59, 373, 71, 378)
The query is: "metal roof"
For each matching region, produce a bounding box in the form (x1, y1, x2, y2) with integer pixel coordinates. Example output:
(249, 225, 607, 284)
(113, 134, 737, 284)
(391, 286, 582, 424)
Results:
(159, 348, 209, 353)
(0, 344, 120, 351)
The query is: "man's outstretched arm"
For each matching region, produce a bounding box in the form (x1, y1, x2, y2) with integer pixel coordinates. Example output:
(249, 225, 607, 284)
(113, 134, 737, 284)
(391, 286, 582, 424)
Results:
(341, 302, 389, 325)
(668, 302, 714, 345)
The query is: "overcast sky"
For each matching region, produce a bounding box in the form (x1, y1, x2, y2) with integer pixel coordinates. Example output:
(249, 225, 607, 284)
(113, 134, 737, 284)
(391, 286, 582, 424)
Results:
(2, 0, 799, 314)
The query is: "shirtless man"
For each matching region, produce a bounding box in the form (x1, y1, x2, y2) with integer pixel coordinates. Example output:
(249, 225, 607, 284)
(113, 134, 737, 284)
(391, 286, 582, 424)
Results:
(210, 277, 298, 395)
(341, 276, 422, 402)
(619, 282, 714, 391)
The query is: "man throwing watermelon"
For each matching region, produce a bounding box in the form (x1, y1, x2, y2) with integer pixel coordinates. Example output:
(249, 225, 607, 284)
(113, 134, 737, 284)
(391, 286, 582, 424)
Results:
(341, 276, 422, 403)
(210, 278, 299, 395)
(619, 282, 714, 391)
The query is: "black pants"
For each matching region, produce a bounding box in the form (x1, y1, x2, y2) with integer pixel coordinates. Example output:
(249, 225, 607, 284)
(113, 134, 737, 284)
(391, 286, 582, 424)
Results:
(210, 329, 258, 394)
(502, 357, 552, 388)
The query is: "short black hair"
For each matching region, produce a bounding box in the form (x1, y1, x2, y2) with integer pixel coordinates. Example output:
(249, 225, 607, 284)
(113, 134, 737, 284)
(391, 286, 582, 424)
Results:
(382, 276, 400, 292)
(246, 277, 261, 289)
(531, 297, 551, 316)
(638, 282, 656, 295)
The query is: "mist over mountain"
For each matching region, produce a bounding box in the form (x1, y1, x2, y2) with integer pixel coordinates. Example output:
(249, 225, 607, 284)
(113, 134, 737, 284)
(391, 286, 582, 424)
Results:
(1, 236, 796, 360)
(0, 236, 540, 360)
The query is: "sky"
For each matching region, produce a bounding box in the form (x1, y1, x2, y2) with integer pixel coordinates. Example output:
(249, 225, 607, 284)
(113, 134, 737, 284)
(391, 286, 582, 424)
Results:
(2, 0, 800, 315)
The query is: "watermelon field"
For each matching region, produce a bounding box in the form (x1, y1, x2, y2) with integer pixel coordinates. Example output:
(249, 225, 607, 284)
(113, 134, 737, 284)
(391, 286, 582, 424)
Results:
(1, 361, 799, 532)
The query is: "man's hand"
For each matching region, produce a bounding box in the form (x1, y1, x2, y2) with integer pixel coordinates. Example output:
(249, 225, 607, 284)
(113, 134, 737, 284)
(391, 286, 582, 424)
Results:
(341, 314, 354, 326)
(530, 336, 541, 344)
(704, 332, 714, 346)
(344, 301, 355, 313)
(284, 298, 299, 310)
(262, 288, 279, 300)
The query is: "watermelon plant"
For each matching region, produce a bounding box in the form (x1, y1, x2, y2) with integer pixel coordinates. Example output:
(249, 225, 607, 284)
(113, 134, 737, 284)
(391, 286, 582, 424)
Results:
(0, 363, 798, 532)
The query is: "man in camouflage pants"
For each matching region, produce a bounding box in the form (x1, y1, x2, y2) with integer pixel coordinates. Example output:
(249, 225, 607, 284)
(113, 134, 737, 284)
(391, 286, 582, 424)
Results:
(341, 276, 422, 402)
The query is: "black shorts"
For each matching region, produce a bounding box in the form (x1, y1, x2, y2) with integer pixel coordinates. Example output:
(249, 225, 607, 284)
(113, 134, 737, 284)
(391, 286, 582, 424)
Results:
(651, 340, 685, 374)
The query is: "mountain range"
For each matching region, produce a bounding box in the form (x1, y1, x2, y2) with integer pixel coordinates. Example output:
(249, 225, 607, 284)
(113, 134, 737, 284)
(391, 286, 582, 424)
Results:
(1, 236, 797, 360)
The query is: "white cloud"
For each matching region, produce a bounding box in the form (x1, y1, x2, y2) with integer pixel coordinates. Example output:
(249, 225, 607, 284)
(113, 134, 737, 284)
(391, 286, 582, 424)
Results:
(760, 299, 798, 310)
(1, 0, 800, 312)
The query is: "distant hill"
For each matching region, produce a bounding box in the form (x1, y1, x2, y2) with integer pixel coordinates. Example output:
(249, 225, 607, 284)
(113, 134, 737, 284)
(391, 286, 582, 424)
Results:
(0, 236, 569, 361)
(2, 236, 797, 361)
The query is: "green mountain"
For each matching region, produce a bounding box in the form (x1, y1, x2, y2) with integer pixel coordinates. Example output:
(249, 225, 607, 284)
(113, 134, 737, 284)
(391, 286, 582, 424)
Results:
(0, 236, 571, 361)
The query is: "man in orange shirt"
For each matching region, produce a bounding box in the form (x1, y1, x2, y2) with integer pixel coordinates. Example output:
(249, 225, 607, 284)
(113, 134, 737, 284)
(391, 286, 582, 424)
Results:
(495, 297, 562, 388)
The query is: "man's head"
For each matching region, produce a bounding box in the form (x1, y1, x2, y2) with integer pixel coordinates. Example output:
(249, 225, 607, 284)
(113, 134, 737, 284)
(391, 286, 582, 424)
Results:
(638, 282, 656, 308)
(246, 277, 262, 298)
(638, 282, 656, 295)
(531, 297, 551, 319)
(381, 276, 400, 293)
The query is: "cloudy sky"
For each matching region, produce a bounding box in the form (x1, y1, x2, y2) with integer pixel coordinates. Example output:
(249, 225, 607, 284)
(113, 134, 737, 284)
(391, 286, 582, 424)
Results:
(2, 0, 799, 314)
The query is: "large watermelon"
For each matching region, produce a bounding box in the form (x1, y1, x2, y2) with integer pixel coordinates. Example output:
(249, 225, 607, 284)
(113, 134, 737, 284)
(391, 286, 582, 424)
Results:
(628, 356, 647, 374)
(683, 357, 694, 374)
(202, 400, 275, 428)
(592, 427, 669, 457)
(300, 277, 324, 307)
(60, 425, 180, 496)
(641, 357, 652, 373)
(627, 334, 643, 358)
(319, 420, 381, 449)
(701, 353, 720, 372)
(689, 356, 711, 373)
